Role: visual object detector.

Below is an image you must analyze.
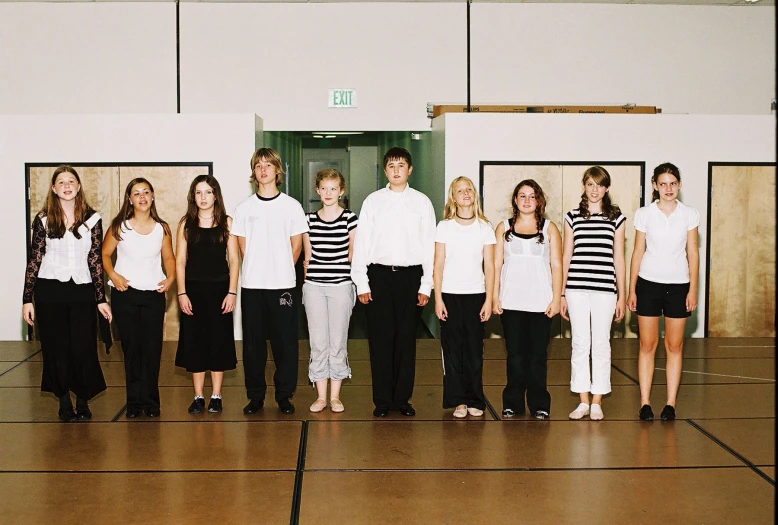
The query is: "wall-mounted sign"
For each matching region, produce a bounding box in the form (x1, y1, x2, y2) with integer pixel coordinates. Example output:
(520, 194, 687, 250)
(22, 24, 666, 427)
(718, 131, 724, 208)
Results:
(328, 89, 357, 108)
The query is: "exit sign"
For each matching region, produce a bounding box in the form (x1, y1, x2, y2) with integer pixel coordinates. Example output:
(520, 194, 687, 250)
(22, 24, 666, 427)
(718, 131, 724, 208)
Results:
(328, 89, 357, 108)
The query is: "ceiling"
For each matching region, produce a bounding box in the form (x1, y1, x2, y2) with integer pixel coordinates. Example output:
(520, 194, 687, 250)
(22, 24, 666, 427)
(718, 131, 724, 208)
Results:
(0, 0, 774, 6)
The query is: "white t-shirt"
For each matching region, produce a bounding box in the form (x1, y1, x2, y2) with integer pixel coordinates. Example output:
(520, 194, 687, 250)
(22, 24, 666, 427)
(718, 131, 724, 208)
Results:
(231, 192, 309, 289)
(633, 200, 699, 284)
(435, 218, 496, 294)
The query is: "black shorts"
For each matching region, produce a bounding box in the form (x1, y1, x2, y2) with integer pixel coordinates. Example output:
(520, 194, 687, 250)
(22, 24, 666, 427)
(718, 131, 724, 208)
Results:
(635, 277, 691, 318)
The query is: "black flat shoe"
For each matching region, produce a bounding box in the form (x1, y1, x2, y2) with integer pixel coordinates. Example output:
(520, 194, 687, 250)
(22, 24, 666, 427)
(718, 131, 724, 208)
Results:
(278, 399, 295, 415)
(58, 408, 77, 423)
(125, 406, 141, 418)
(660, 405, 676, 421)
(639, 404, 654, 421)
(145, 408, 161, 418)
(208, 397, 223, 413)
(76, 407, 93, 421)
(188, 397, 206, 414)
(243, 399, 263, 414)
(373, 407, 389, 417)
(400, 404, 416, 417)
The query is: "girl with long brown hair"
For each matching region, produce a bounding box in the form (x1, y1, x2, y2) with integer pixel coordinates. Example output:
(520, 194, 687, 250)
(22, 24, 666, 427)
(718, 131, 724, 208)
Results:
(22, 165, 111, 422)
(102, 177, 175, 418)
(433, 176, 495, 418)
(627, 163, 699, 422)
(493, 179, 563, 419)
(175, 175, 239, 415)
(560, 166, 626, 421)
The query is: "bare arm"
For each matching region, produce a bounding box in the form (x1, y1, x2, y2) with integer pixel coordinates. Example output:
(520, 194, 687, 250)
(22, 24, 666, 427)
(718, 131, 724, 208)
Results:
(302, 233, 312, 280)
(546, 222, 563, 318)
(222, 217, 240, 314)
(175, 221, 192, 314)
(560, 221, 574, 320)
(236, 235, 246, 259)
(481, 243, 495, 322)
(347, 228, 357, 262)
(158, 230, 176, 293)
(102, 229, 129, 292)
(685, 227, 699, 312)
(627, 231, 646, 312)
(433, 242, 447, 320)
(291, 234, 303, 265)
(613, 222, 627, 321)
(492, 222, 505, 314)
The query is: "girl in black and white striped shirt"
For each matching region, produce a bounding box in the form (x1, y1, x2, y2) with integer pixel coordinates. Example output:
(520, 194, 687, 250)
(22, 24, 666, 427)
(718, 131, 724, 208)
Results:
(302, 169, 358, 413)
(560, 166, 626, 421)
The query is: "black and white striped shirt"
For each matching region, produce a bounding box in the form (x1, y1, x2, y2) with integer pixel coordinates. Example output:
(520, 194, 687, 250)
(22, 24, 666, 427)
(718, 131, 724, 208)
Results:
(564, 209, 626, 294)
(305, 209, 358, 286)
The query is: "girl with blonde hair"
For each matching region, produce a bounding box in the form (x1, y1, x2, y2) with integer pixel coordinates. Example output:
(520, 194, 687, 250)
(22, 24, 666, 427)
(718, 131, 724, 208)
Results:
(433, 176, 496, 418)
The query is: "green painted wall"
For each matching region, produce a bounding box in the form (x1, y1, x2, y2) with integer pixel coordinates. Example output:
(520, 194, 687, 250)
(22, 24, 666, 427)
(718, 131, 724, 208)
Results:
(262, 131, 304, 202)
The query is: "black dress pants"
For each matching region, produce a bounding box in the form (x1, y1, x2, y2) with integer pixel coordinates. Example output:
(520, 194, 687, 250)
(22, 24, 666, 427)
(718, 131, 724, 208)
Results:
(365, 264, 423, 410)
(500, 309, 552, 415)
(440, 293, 486, 410)
(241, 288, 299, 404)
(36, 300, 106, 400)
(112, 287, 165, 411)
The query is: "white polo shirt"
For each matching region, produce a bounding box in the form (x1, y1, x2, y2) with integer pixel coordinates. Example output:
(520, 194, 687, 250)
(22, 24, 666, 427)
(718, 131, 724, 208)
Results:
(633, 200, 699, 284)
(435, 218, 496, 294)
(231, 192, 309, 290)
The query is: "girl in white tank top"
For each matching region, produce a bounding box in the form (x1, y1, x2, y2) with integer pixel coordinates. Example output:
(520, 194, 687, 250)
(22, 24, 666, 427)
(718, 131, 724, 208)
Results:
(493, 180, 563, 420)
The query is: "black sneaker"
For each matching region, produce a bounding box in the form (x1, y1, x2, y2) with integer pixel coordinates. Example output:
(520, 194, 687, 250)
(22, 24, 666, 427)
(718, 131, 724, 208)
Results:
(534, 410, 550, 420)
(188, 397, 206, 414)
(243, 399, 264, 414)
(639, 404, 654, 421)
(660, 405, 676, 421)
(58, 407, 77, 423)
(76, 406, 93, 421)
(502, 408, 516, 418)
(208, 397, 223, 413)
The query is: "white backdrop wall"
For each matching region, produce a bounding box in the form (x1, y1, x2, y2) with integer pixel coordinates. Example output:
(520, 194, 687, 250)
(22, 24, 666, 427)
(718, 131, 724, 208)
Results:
(0, 3, 177, 114)
(439, 113, 777, 337)
(1, 3, 775, 127)
(0, 113, 258, 341)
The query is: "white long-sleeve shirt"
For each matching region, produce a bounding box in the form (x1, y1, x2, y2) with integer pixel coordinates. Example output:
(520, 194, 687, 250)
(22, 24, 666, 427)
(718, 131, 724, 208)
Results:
(351, 183, 436, 296)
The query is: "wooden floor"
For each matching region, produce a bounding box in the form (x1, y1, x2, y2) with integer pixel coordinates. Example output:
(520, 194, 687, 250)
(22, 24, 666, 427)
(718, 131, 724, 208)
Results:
(0, 337, 774, 524)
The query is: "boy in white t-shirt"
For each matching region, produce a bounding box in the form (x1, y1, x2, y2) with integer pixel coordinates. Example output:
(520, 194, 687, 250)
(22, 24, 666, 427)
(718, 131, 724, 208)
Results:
(231, 148, 309, 415)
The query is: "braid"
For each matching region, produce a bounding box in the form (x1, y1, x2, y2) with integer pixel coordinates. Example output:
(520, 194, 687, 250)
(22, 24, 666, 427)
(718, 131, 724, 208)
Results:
(577, 193, 590, 220)
(504, 206, 519, 242)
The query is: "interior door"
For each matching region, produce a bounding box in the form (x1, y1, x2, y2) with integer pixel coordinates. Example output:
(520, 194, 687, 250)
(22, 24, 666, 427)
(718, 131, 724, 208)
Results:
(707, 164, 776, 337)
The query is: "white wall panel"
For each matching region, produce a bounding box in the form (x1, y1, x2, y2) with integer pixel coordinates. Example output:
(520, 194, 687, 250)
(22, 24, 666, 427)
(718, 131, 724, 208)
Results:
(0, 3, 177, 114)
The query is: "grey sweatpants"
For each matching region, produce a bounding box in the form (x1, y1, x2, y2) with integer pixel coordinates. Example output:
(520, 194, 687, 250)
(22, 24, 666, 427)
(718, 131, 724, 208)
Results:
(302, 282, 354, 382)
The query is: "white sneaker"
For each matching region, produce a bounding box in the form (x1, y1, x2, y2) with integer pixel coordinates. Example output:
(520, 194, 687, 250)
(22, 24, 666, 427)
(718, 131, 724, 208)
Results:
(568, 402, 590, 420)
(467, 407, 484, 417)
(453, 405, 468, 418)
(590, 403, 604, 421)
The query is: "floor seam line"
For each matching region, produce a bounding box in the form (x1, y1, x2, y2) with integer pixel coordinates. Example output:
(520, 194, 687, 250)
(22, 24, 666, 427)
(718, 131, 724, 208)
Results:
(0, 350, 42, 379)
(685, 419, 775, 486)
(290, 420, 308, 525)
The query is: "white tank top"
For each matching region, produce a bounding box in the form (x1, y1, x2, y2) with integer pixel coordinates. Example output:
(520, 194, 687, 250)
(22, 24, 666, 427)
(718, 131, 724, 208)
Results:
(109, 221, 166, 291)
(499, 218, 552, 313)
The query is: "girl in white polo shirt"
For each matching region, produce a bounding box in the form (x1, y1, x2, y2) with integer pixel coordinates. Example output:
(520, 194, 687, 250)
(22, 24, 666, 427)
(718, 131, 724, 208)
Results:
(493, 180, 563, 420)
(433, 176, 496, 419)
(103, 178, 176, 418)
(627, 163, 699, 422)
(22, 165, 112, 422)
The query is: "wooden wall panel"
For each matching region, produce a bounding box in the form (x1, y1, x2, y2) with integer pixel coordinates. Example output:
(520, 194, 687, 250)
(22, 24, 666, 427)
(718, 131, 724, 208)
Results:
(709, 165, 776, 337)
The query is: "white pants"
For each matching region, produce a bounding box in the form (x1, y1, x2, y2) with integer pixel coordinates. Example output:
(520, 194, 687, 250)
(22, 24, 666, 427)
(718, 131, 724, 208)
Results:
(303, 282, 354, 382)
(567, 291, 617, 395)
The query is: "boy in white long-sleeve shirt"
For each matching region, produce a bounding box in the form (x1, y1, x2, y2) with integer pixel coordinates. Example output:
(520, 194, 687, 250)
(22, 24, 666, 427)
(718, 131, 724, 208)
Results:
(351, 147, 436, 417)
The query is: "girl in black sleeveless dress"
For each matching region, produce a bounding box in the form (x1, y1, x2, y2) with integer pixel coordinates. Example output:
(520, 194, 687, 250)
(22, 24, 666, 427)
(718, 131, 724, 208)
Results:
(175, 175, 239, 414)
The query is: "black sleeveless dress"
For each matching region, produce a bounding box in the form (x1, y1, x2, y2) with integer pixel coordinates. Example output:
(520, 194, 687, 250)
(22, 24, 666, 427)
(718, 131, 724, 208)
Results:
(175, 226, 237, 372)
